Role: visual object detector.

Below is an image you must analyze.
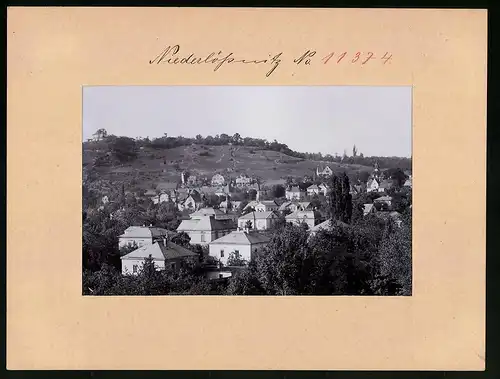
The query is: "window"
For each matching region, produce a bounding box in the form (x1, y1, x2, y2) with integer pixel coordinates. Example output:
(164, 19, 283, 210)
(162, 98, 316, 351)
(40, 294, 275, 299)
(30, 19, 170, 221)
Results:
(171, 262, 176, 270)
(220, 249, 224, 258)
(200, 232, 205, 242)
(132, 265, 138, 274)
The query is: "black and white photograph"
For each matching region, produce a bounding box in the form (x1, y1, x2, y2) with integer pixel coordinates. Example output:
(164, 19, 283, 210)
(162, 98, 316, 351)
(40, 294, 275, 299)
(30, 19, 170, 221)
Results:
(82, 86, 412, 296)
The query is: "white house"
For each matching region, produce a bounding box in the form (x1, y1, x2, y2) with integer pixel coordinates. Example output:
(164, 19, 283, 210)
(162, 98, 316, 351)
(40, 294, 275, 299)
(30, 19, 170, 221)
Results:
(238, 211, 278, 231)
(176, 214, 237, 245)
(319, 183, 329, 196)
(121, 240, 198, 275)
(235, 174, 252, 187)
(92, 129, 107, 141)
(316, 165, 333, 177)
(254, 200, 279, 212)
(366, 178, 380, 193)
(363, 203, 376, 216)
(285, 186, 305, 201)
(178, 191, 202, 212)
(220, 200, 242, 211)
(190, 207, 234, 220)
(285, 211, 317, 229)
(118, 226, 171, 250)
(297, 201, 312, 211)
(242, 200, 260, 212)
(208, 230, 270, 266)
(211, 174, 226, 186)
(152, 192, 171, 205)
(307, 184, 320, 196)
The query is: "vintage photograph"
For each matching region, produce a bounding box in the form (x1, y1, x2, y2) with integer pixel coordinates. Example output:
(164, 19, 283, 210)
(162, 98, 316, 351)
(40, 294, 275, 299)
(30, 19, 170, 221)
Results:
(82, 86, 412, 296)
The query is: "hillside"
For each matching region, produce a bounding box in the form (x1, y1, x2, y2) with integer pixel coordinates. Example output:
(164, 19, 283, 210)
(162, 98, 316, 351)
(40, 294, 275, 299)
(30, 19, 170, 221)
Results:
(83, 141, 375, 188)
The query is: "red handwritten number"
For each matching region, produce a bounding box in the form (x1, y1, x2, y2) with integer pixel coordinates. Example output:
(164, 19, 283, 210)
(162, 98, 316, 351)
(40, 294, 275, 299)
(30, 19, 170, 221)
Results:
(381, 52, 392, 64)
(351, 52, 361, 63)
(337, 52, 347, 63)
(362, 52, 375, 65)
(322, 52, 334, 64)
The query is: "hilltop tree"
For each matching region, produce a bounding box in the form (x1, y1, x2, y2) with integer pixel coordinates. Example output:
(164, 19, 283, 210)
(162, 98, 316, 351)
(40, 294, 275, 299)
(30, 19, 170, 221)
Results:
(109, 137, 137, 163)
(232, 133, 242, 145)
(352, 145, 358, 157)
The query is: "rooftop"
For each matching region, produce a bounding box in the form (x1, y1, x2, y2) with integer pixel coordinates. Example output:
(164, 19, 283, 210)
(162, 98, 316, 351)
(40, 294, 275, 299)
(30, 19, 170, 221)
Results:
(209, 230, 271, 245)
(121, 241, 198, 260)
(239, 211, 277, 220)
(285, 210, 316, 219)
(177, 216, 236, 232)
(119, 226, 169, 239)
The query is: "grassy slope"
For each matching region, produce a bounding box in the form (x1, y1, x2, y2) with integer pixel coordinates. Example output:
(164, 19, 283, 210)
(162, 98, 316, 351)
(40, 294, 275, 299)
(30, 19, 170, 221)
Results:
(83, 142, 373, 188)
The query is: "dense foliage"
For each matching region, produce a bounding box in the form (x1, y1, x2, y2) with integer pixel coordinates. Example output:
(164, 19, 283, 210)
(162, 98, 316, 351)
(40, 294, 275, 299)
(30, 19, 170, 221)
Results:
(83, 171, 412, 296)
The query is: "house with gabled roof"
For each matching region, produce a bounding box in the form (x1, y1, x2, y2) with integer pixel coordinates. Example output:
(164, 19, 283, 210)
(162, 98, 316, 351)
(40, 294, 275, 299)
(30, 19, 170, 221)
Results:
(211, 173, 226, 186)
(121, 239, 198, 275)
(316, 165, 333, 177)
(118, 226, 173, 250)
(366, 178, 380, 193)
(235, 174, 252, 187)
(285, 210, 318, 229)
(176, 212, 237, 245)
(254, 200, 279, 212)
(307, 184, 320, 196)
(238, 211, 279, 231)
(363, 203, 376, 216)
(319, 183, 329, 196)
(285, 186, 305, 201)
(208, 230, 270, 266)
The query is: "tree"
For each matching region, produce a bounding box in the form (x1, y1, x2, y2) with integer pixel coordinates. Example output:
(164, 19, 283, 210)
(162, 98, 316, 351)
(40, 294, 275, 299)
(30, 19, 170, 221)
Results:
(244, 220, 253, 230)
(328, 173, 353, 224)
(171, 232, 191, 247)
(226, 263, 265, 295)
(255, 224, 313, 295)
(352, 144, 358, 157)
(272, 184, 286, 198)
(232, 133, 242, 145)
(109, 137, 137, 163)
(377, 212, 412, 295)
(248, 189, 257, 201)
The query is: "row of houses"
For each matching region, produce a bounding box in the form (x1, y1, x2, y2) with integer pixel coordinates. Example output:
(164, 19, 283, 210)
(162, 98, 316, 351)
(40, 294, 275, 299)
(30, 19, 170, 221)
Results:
(118, 197, 406, 275)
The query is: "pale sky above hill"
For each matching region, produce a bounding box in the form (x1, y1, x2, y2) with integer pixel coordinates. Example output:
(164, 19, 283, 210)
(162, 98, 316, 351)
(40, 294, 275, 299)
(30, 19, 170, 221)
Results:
(83, 86, 412, 157)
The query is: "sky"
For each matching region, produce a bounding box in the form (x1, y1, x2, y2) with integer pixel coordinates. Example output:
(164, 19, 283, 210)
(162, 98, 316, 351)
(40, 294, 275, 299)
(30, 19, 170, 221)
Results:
(83, 86, 412, 157)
